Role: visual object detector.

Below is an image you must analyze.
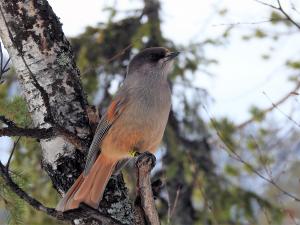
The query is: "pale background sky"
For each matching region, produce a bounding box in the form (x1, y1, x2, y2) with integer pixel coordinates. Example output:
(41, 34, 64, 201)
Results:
(47, 0, 300, 123)
(1, 0, 300, 161)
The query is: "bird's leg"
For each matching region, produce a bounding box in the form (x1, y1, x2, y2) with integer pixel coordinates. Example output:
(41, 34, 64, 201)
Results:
(135, 151, 156, 169)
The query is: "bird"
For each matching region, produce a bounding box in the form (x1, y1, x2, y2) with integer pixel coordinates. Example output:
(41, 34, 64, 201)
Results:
(56, 47, 179, 211)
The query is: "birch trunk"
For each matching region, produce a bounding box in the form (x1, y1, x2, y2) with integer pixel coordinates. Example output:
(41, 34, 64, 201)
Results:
(0, 1, 133, 224)
(0, 0, 90, 193)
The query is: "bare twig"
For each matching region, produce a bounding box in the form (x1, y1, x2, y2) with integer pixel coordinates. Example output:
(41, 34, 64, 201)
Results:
(81, 44, 132, 77)
(212, 18, 290, 27)
(277, 0, 300, 30)
(254, 0, 278, 10)
(254, 0, 300, 30)
(229, 0, 300, 130)
(198, 182, 220, 225)
(262, 91, 300, 128)
(249, 134, 273, 178)
(203, 105, 300, 202)
(237, 82, 300, 129)
(169, 186, 181, 221)
(106, 44, 132, 64)
(6, 136, 21, 170)
(135, 152, 160, 225)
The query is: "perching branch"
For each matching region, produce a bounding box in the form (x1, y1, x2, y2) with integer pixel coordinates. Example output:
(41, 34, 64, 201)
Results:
(135, 152, 160, 225)
(0, 150, 161, 225)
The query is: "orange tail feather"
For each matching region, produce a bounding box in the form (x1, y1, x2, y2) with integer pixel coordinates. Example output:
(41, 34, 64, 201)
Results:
(56, 154, 117, 211)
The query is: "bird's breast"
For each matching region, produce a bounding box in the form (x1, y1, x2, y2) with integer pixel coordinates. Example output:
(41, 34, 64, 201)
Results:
(101, 85, 171, 159)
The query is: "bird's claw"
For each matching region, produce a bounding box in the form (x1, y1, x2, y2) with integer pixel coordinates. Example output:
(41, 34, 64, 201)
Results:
(135, 151, 156, 170)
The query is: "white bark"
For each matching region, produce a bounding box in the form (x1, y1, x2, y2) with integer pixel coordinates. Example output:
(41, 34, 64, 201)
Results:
(0, 0, 90, 192)
(0, 1, 135, 224)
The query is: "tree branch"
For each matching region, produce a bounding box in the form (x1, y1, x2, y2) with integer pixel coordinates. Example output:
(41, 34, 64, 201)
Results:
(3, 8, 88, 149)
(237, 81, 300, 129)
(0, 3, 89, 153)
(135, 152, 160, 225)
(276, 0, 300, 30)
(254, 0, 278, 10)
(0, 126, 54, 139)
(0, 115, 16, 127)
(0, 116, 88, 150)
(254, 0, 300, 30)
(0, 161, 58, 216)
(6, 136, 21, 170)
(206, 107, 300, 203)
(0, 159, 122, 224)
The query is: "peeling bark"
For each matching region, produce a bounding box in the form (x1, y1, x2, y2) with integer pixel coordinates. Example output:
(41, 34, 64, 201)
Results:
(0, 1, 135, 224)
(0, 0, 90, 194)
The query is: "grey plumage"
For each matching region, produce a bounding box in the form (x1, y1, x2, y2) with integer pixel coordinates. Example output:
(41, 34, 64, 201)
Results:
(56, 47, 178, 212)
(83, 47, 176, 176)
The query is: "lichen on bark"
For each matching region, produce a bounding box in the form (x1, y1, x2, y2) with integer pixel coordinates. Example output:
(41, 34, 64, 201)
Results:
(0, 1, 135, 224)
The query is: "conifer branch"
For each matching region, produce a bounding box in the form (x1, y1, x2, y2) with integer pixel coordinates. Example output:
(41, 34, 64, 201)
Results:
(0, 160, 122, 224)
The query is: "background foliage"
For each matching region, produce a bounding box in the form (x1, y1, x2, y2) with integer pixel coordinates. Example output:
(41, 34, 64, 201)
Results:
(0, 0, 300, 224)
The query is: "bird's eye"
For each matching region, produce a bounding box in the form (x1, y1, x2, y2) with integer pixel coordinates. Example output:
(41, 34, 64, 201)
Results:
(149, 52, 165, 61)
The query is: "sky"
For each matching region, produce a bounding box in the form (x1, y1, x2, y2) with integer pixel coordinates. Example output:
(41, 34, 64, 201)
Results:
(1, 0, 300, 161)
(46, 0, 300, 123)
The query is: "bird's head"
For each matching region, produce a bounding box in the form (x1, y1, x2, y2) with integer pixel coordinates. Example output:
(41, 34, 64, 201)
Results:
(127, 47, 179, 80)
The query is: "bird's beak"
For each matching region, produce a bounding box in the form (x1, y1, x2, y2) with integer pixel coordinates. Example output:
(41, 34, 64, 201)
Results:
(165, 51, 180, 61)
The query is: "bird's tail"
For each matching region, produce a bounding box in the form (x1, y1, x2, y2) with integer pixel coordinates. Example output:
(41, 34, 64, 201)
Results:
(56, 154, 117, 211)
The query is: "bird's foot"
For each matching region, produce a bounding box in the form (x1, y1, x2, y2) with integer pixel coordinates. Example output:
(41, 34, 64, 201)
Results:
(135, 151, 156, 170)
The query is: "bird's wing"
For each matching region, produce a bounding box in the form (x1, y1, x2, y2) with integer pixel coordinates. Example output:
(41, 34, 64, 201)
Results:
(83, 96, 127, 175)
